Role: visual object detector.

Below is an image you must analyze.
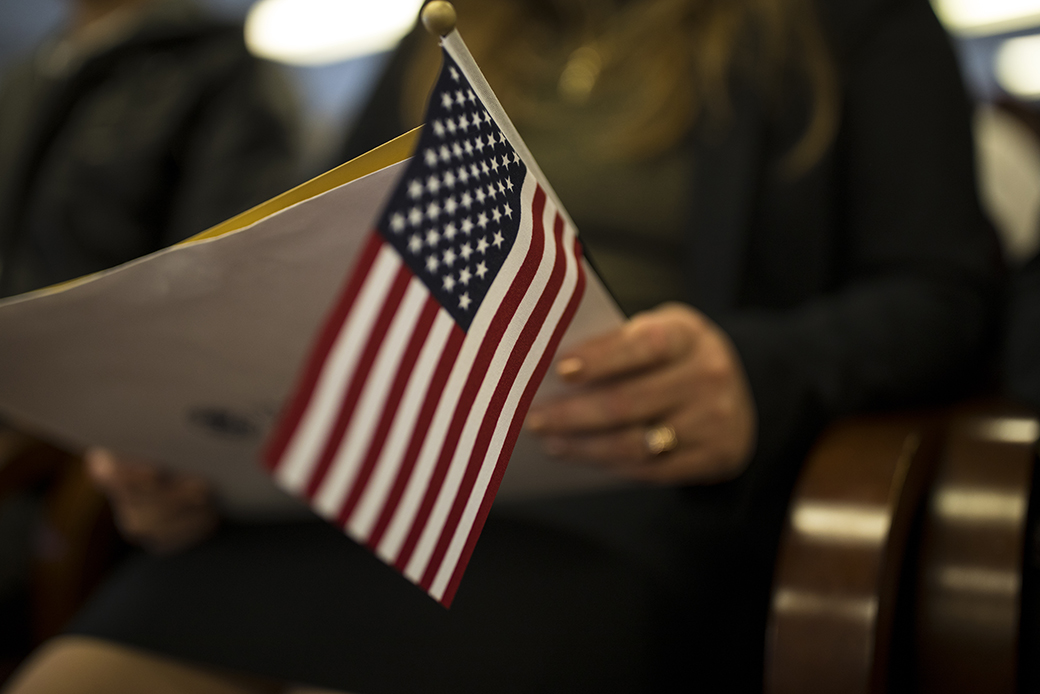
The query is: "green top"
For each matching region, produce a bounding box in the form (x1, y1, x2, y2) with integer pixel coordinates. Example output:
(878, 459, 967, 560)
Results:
(521, 105, 690, 317)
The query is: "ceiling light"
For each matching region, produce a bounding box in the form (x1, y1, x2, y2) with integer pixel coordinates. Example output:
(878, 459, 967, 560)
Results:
(245, 0, 424, 65)
(996, 34, 1040, 98)
(932, 0, 1040, 35)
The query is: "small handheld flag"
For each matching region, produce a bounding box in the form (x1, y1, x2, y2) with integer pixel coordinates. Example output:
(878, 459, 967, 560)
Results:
(264, 2, 586, 607)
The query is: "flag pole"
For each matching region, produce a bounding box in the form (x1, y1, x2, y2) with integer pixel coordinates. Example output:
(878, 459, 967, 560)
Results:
(421, 1, 457, 37)
(427, 0, 578, 232)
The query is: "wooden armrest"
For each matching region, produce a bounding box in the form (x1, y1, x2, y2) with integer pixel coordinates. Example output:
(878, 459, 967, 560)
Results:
(765, 400, 1040, 694)
(765, 410, 945, 694)
(914, 402, 1038, 694)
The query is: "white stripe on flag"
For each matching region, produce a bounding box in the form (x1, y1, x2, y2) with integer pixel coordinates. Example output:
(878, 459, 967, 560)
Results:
(347, 308, 456, 540)
(275, 243, 401, 493)
(312, 276, 430, 518)
(403, 179, 558, 583)
(374, 173, 539, 563)
(429, 215, 580, 600)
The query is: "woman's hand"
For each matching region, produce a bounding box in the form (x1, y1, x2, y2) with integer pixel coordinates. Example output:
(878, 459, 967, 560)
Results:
(525, 303, 757, 484)
(85, 448, 219, 554)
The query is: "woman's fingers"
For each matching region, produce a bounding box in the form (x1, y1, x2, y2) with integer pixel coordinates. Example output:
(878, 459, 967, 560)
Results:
(527, 302, 757, 484)
(84, 447, 219, 553)
(528, 310, 738, 434)
(542, 421, 749, 485)
(114, 492, 217, 554)
(528, 358, 691, 433)
(554, 304, 704, 385)
(85, 448, 164, 497)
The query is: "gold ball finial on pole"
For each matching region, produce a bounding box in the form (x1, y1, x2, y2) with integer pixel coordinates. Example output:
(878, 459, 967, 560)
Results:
(422, 1, 457, 37)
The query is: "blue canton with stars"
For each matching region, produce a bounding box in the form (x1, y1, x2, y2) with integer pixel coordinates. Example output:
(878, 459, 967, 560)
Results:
(375, 52, 526, 332)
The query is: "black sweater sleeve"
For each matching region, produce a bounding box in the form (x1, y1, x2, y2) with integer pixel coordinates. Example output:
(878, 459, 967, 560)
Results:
(722, 0, 1002, 479)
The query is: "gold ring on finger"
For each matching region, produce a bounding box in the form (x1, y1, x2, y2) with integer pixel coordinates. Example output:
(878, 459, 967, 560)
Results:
(644, 424, 678, 457)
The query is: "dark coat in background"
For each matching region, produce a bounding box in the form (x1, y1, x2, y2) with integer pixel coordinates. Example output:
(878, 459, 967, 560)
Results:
(0, 0, 299, 667)
(0, 0, 299, 297)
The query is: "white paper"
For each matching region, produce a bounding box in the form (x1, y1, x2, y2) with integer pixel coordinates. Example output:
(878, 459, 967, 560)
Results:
(0, 160, 626, 517)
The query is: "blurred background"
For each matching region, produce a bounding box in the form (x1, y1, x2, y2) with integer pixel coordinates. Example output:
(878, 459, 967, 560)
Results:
(2, 0, 1039, 259)
(0, 0, 427, 178)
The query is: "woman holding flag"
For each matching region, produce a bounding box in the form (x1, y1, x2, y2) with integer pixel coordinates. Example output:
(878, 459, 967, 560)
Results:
(5, 0, 999, 692)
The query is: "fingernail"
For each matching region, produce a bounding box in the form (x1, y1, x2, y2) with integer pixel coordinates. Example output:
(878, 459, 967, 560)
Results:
(557, 357, 584, 379)
(527, 412, 546, 432)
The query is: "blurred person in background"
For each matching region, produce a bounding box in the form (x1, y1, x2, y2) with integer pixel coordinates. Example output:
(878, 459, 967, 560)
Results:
(4, 0, 1001, 692)
(0, 0, 299, 296)
(0, 0, 299, 674)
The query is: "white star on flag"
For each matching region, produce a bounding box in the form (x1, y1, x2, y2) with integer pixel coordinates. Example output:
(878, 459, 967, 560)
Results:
(264, 27, 585, 607)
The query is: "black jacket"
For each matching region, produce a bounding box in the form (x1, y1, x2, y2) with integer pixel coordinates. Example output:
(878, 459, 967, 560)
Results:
(0, 0, 299, 297)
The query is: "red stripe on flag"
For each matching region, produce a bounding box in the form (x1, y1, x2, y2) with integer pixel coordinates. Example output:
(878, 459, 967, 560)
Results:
(393, 185, 549, 572)
(263, 232, 385, 472)
(366, 323, 465, 548)
(418, 207, 569, 591)
(304, 264, 413, 497)
(440, 234, 587, 606)
(335, 295, 441, 526)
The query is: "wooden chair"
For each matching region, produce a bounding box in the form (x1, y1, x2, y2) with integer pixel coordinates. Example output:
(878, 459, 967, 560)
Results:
(765, 401, 1039, 693)
(913, 403, 1037, 693)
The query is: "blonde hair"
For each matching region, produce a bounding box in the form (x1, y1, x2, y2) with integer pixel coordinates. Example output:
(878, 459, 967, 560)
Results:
(404, 0, 838, 176)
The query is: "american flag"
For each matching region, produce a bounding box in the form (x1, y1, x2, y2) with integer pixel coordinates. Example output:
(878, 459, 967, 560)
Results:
(263, 45, 585, 606)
